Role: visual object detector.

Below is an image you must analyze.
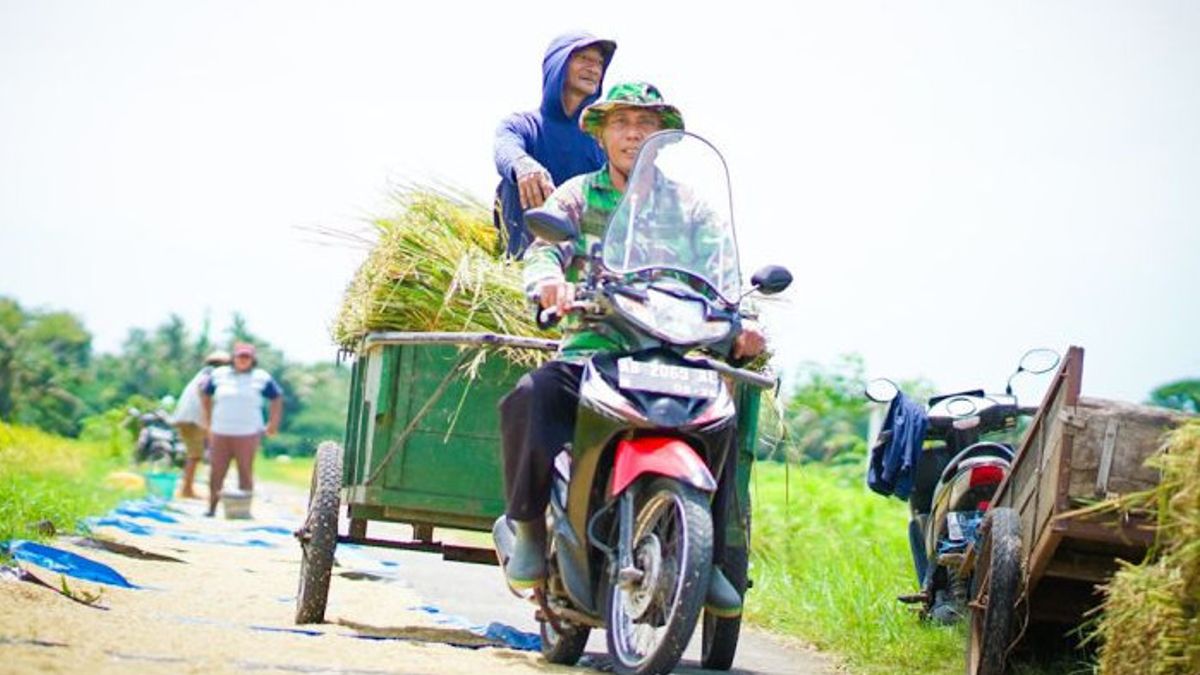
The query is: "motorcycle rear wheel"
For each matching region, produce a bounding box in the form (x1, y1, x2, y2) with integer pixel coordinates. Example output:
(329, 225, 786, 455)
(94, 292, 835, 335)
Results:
(606, 477, 713, 675)
(540, 616, 590, 665)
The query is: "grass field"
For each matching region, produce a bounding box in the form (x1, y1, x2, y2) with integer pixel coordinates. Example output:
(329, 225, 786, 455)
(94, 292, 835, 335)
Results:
(256, 453, 315, 489)
(0, 422, 139, 548)
(746, 460, 965, 674)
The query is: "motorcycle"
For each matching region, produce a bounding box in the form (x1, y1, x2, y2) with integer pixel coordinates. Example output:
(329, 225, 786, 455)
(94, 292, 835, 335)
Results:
(127, 407, 187, 469)
(492, 130, 792, 675)
(865, 349, 1059, 623)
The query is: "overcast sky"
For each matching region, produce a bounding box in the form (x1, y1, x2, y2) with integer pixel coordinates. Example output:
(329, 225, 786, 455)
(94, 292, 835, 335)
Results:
(1, 1, 1197, 404)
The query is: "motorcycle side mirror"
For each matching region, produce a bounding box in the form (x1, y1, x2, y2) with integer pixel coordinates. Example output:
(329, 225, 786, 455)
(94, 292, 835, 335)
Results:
(865, 378, 899, 403)
(1005, 347, 1061, 395)
(750, 265, 793, 296)
(1019, 348, 1060, 375)
(524, 207, 578, 243)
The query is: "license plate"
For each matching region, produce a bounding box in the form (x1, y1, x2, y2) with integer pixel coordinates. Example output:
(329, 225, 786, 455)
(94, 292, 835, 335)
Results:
(945, 511, 983, 543)
(617, 358, 719, 399)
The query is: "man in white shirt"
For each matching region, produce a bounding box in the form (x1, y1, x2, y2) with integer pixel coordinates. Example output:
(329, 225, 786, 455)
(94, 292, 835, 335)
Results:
(171, 350, 230, 498)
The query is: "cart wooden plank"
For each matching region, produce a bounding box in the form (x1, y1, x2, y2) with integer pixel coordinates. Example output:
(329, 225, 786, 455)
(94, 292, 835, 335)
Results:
(990, 345, 1191, 623)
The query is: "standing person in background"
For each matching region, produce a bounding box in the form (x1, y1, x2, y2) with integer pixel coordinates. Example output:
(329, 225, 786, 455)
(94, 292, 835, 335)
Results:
(493, 31, 616, 257)
(199, 342, 283, 517)
(171, 349, 231, 498)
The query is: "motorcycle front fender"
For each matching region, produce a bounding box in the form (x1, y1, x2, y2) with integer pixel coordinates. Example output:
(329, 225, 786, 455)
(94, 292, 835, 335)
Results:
(609, 436, 717, 497)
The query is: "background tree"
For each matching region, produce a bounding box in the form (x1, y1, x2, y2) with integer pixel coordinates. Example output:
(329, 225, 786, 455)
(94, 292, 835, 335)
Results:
(1147, 379, 1200, 414)
(779, 353, 934, 466)
(0, 295, 349, 455)
(0, 297, 91, 435)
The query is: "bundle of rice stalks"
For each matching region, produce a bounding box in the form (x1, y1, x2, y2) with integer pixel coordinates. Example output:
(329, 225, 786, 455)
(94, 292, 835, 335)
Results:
(1093, 421, 1200, 675)
(332, 184, 554, 367)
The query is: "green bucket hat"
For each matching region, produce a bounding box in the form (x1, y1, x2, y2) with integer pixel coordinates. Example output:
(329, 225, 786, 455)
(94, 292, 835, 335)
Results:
(580, 81, 684, 139)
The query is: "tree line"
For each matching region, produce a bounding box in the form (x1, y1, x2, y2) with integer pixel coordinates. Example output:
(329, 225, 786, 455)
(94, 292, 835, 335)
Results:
(0, 296, 347, 456)
(2, 293, 1195, 464)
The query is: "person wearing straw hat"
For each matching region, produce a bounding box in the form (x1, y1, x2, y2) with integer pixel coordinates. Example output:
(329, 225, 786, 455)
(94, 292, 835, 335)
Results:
(498, 81, 766, 618)
(171, 349, 231, 498)
(493, 31, 616, 258)
(199, 342, 283, 517)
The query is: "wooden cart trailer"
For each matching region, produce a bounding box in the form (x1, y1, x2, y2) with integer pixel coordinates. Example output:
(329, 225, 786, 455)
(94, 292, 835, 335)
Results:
(965, 345, 1193, 674)
(293, 331, 766, 626)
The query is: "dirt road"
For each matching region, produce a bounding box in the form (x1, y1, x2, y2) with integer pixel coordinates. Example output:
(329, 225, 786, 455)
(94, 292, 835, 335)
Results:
(0, 480, 837, 674)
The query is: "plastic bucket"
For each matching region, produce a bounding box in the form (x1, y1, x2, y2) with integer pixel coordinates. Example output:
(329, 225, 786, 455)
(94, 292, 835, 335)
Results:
(143, 472, 179, 501)
(222, 490, 253, 519)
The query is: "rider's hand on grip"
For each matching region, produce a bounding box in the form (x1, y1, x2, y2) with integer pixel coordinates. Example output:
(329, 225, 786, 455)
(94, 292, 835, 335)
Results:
(536, 280, 573, 312)
(732, 323, 767, 360)
(536, 305, 561, 330)
(534, 280, 573, 329)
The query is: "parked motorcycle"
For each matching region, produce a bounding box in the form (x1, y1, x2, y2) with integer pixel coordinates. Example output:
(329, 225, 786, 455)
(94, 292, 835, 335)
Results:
(127, 407, 187, 469)
(492, 130, 791, 675)
(865, 349, 1059, 623)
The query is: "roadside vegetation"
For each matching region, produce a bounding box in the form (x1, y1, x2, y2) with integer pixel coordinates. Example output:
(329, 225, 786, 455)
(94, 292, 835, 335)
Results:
(747, 460, 962, 674)
(256, 454, 315, 488)
(0, 421, 137, 547)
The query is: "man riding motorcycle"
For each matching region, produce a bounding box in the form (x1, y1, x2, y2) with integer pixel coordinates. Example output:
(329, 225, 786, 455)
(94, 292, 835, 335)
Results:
(499, 81, 767, 618)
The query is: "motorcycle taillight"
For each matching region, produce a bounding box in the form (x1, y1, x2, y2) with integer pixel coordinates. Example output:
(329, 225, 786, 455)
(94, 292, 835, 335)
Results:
(968, 464, 1004, 488)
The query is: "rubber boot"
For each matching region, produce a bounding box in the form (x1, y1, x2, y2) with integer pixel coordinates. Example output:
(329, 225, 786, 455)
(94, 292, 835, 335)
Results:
(705, 567, 743, 618)
(504, 518, 547, 591)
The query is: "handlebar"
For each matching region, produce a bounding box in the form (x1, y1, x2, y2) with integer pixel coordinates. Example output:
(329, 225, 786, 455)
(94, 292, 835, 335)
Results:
(537, 300, 599, 329)
(694, 357, 777, 390)
(534, 292, 775, 390)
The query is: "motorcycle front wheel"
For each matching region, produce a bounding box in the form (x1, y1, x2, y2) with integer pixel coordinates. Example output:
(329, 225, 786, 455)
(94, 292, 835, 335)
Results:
(606, 477, 713, 675)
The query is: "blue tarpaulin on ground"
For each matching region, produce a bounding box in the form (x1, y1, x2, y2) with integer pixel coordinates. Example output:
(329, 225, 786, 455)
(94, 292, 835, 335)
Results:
(165, 531, 275, 548)
(4, 540, 137, 588)
(412, 604, 540, 652)
(85, 516, 155, 536)
(83, 499, 279, 548)
(13, 496, 540, 653)
(114, 500, 179, 523)
(242, 525, 292, 536)
(479, 622, 540, 651)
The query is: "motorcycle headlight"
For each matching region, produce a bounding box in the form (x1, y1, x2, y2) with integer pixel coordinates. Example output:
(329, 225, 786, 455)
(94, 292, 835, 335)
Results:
(612, 288, 731, 345)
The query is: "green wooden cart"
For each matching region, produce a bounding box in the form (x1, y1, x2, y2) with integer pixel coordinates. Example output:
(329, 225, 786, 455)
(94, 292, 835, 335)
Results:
(293, 331, 765, 628)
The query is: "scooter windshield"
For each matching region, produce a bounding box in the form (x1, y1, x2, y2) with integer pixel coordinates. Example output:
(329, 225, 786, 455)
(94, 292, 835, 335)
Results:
(602, 131, 740, 303)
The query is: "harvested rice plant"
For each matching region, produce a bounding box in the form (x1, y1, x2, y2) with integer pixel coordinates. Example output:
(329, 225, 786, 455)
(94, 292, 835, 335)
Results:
(332, 185, 554, 367)
(1094, 421, 1200, 674)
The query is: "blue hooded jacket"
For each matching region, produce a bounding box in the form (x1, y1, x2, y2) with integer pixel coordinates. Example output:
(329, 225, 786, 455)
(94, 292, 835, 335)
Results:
(493, 32, 615, 257)
(867, 392, 929, 499)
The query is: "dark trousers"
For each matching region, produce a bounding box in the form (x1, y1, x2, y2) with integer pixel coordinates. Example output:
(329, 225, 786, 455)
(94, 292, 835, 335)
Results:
(499, 360, 739, 564)
(500, 361, 582, 521)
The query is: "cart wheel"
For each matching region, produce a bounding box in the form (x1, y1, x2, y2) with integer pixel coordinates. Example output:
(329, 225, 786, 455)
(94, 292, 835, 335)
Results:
(540, 617, 590, 666)
(967, 507, 1022, 675)
(295, 441, 342, 624)
(701, 544, 748, 671)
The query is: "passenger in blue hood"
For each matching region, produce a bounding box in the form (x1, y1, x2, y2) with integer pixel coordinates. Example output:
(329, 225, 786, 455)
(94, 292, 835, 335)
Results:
(493, 31, 616, 257)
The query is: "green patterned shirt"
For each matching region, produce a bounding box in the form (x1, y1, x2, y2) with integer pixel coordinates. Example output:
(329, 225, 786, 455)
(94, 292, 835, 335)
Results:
(524, 167, 630, 357)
